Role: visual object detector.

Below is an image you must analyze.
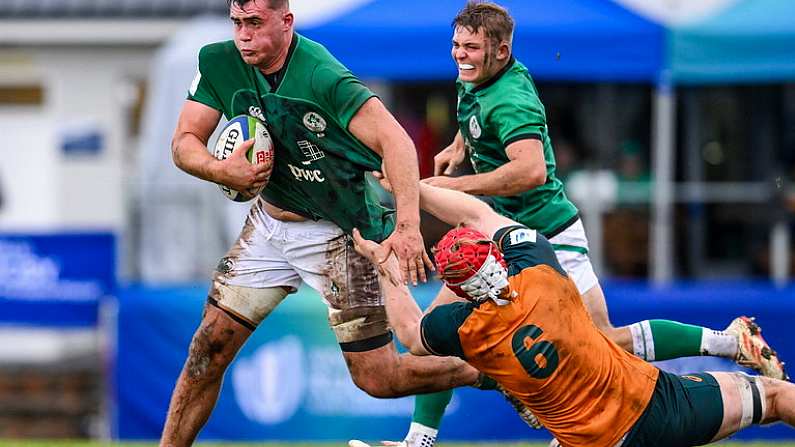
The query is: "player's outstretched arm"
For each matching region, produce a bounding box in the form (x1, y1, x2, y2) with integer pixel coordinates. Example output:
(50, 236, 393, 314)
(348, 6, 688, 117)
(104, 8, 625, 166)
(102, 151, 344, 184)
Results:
(171, 100, 270, 192)
(421, 183, 516, 240)
(349, 98, 433, 285)
(373, 171, 515, 239)
(351, 229, 430, 356)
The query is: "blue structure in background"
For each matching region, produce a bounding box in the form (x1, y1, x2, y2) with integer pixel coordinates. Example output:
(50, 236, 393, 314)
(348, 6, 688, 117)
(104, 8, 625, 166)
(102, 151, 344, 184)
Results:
(0, 232, 115, 327)
(114, 280, 795, 442)
(300, 0, 665, 82)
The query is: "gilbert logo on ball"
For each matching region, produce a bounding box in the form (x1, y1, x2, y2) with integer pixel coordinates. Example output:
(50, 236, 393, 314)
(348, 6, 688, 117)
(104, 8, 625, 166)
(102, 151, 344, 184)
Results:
(212, 114, 275, 202)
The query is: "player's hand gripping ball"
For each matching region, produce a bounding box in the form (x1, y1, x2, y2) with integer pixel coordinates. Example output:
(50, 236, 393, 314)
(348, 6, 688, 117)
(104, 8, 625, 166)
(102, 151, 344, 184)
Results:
(212, 115, 275, 202)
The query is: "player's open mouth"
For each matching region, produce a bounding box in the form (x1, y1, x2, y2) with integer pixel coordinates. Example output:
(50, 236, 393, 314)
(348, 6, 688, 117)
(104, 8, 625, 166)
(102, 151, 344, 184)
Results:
(459, 63, 475, 71)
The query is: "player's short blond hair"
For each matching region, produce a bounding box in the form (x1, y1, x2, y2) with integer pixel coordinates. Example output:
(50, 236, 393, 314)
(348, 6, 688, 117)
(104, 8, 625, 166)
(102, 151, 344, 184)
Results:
(452, 1, 514, 48)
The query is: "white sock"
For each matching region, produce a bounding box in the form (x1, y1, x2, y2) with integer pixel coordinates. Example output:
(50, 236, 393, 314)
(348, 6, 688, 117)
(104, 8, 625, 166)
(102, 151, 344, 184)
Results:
(700, 329, 738, 359)
(405, 422, 437, 447)
(629, 321, 656, 361)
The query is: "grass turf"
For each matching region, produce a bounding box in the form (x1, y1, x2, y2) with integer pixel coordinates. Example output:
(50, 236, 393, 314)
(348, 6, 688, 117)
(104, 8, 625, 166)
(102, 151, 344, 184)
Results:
(2, 443, 795, 447)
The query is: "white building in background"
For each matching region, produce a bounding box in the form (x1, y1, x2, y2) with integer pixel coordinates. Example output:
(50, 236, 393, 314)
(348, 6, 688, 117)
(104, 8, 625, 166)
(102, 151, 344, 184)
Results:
(0, 0, 377, 282)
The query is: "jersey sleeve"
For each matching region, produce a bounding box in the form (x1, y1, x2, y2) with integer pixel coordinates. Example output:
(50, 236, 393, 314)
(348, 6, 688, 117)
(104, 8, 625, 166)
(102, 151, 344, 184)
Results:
(488, 90, 546, 147)
(420, 301, 476, 359)
(187, 44, 224, 112)
(493, 225, 566, 276)
(312, 65, 377, 129)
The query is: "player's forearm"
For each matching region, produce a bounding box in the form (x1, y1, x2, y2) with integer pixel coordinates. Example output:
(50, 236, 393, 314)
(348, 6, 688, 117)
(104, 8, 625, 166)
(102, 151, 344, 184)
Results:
(418, 182, 492, 229)
(377, 255, 429, 355)
(454, 162, 544, 196)
(172, 133, 221, 184)
(383, 140, 421, 228)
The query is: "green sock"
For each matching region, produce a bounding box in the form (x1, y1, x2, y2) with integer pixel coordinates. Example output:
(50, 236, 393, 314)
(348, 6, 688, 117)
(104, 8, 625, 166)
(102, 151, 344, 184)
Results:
(629, 319, 703, 361)
(412, 390, 453, 430)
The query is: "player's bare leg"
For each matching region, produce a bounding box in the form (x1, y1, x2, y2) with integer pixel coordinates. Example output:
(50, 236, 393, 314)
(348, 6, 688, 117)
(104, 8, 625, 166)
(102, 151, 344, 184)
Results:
(343, 343, 479, 397)
(160, 305, 251, 447)
(709, 372, 795, 442)
(578, 283, 632, 348)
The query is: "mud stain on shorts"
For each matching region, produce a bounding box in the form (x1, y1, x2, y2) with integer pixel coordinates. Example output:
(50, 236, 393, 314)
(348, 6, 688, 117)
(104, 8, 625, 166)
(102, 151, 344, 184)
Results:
(215, 206, 259, 281)
(322, 234, 382, 310)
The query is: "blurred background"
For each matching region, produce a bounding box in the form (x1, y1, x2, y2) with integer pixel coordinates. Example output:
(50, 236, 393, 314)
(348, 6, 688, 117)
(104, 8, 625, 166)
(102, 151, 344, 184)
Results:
(0, 0, 793, 443)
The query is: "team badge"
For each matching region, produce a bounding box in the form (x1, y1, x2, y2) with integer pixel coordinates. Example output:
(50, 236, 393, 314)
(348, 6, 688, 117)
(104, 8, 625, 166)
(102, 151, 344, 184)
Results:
(248, 105, 266, 122)
(303, 112, 327, 133)
(469, 115, 482, 139)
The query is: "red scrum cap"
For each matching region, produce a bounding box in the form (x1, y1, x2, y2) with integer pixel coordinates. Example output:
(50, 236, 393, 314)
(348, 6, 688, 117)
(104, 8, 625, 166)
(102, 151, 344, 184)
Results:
(433, 227, 509, 303)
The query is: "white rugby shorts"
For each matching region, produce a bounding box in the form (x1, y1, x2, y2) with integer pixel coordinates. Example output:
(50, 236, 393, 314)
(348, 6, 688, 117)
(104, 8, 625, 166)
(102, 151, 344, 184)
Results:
(548, 219, 599, 295)
(213, 197, 381, 309)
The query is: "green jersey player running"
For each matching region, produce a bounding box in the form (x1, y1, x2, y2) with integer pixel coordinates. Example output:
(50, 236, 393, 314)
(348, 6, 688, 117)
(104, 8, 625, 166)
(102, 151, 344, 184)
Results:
(381, 2, 788, 446)
(160, 0, 515, 445)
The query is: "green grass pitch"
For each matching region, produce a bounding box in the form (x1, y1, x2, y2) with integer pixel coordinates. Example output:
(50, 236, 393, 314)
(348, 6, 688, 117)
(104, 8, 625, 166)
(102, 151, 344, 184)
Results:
(2, 442, 795, 447)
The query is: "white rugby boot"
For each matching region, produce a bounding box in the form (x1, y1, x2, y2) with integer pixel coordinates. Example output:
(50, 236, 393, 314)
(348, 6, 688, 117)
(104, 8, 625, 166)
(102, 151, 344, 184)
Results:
(349, 422, 436, 447)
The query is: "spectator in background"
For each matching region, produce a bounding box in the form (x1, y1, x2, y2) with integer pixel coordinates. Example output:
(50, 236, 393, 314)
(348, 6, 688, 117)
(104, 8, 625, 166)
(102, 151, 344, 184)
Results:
(616, 140, 651, 204)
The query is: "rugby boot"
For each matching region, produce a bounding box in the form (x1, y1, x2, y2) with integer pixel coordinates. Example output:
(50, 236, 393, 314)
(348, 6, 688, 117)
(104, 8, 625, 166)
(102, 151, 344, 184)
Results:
(726, 316, 789, 380)
(496, 383, 543, 429)
(349, 429, 435, 447)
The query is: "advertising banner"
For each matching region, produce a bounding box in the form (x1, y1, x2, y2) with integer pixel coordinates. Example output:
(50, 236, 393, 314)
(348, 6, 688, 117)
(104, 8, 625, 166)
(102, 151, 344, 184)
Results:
(0, 232, 115, 327)
(114, 281, 795, 441)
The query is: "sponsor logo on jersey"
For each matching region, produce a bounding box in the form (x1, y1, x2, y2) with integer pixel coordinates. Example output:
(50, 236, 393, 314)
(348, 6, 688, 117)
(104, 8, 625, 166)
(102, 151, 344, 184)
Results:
(248, 106, 266, 122)
(297, 140, 325, 164)
(508, 228, 536, 246)
(303, 112, 327, 133)
(469, 115, 482, 139)
(288, 163, 326, 183)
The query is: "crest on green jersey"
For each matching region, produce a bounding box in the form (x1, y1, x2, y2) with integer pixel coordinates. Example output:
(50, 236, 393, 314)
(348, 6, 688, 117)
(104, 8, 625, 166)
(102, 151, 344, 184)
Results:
(303, 111, 327, 133)
(469, 115, 482, 139)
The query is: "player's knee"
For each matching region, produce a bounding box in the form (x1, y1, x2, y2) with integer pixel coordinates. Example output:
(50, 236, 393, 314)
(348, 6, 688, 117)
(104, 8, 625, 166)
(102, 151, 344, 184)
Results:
(184, 328, 233, 381)
(344, 349, 407, 398)
(757, 376, 788, 424)
(184, 310, 247, 381)
(349, 370, 397, 398)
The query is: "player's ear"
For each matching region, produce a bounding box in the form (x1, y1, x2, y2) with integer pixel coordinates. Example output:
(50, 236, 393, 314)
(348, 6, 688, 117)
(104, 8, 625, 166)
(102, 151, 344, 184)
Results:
(496, 41, 510, 61)
(282, 11, 294, 29)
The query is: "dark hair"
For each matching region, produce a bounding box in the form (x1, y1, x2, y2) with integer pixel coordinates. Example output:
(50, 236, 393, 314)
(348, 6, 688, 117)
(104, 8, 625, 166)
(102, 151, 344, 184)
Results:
(452, 1, 514, 46)
(228, 0, 289, 10)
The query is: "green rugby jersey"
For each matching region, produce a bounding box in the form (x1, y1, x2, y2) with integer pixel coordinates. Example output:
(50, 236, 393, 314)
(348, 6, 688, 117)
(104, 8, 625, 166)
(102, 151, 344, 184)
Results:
(456, 58, 578, 237)
(188, 33, 392, 241)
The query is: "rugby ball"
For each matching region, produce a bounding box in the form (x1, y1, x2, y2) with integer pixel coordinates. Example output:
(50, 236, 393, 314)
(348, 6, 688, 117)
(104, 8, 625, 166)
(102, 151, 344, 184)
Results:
(212, 115, 275, 202)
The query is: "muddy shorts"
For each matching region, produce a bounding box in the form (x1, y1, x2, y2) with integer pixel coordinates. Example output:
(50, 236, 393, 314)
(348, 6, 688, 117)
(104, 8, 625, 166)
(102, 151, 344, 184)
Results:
(210, 198, 389, 350)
